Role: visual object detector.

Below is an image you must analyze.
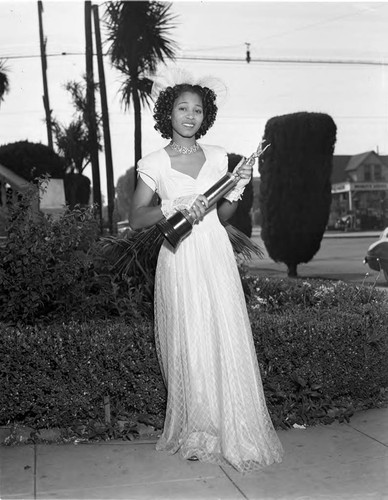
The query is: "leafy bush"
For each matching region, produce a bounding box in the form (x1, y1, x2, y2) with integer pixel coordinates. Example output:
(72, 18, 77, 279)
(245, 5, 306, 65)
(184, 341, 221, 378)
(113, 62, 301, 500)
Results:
(1, 275, 387, 435)
(242, 274, 383, 312)
(0, 319, 165, 431)
(244, 275, 388, 427)
(0, 182, 100, 323)
(0, 182, 153, 324)
(0, 206, 8, 236)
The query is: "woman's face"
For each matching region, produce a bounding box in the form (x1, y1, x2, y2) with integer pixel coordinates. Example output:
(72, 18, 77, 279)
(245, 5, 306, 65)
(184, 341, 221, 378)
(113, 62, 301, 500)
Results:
(170, 91, 204, 141)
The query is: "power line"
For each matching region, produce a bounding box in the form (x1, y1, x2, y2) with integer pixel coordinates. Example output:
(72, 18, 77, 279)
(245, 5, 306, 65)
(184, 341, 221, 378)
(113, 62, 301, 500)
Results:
(178, 55, 388, 67)
(1, 51, 388, 67)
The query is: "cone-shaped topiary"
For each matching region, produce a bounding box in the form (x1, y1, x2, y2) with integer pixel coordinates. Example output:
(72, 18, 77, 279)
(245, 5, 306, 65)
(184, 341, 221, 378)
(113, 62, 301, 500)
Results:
(259, 112, 337, 277)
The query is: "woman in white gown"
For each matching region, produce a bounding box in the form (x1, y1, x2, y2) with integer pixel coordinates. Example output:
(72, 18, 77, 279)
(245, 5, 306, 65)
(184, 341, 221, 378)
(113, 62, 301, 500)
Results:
(129, 73, 284, 473)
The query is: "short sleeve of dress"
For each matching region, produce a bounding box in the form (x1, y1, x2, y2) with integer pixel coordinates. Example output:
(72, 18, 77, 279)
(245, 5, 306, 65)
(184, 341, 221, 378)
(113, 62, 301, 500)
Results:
(137, 156, 158, 193)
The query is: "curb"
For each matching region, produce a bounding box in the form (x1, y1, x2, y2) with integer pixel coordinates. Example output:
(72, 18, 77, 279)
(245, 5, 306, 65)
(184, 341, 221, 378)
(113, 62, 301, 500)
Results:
(251, 229, 381, 239)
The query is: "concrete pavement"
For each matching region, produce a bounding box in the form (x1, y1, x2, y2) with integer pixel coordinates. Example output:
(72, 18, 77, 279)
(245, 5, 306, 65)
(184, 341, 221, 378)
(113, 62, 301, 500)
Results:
(1, 407, 387, 499)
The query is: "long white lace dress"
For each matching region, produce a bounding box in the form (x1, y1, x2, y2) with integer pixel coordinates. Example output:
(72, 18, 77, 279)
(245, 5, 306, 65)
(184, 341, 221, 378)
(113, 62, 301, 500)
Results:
(137, 143, 284, 473)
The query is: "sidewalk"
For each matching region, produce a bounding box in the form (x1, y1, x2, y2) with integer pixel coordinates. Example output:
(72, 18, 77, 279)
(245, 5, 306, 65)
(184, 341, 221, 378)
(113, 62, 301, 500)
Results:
(1, 407, 387, 500)
(251, 228, 382, 239)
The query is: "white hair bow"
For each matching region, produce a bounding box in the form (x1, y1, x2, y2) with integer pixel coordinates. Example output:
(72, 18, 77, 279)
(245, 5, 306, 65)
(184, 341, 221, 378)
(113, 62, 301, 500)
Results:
(150, 65, 228, 105)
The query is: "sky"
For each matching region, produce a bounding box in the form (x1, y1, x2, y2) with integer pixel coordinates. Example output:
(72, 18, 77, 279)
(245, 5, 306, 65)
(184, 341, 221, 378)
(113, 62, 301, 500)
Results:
(1, 0, 388, 200)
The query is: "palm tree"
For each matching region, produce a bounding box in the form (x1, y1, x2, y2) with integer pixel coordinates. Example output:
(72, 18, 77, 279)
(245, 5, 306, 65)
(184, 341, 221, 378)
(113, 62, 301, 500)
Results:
(51, 80, 102, 209)
(51, 80, 102, 175)
(0, 60, 10, 106)
(104, 1, 177, 170)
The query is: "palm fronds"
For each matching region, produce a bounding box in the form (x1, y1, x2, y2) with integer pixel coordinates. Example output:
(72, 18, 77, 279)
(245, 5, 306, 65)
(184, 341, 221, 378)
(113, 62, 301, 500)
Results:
(223, 222, 264, 260)
(99, 225, 163, 278)
(99, 222, 263, 280)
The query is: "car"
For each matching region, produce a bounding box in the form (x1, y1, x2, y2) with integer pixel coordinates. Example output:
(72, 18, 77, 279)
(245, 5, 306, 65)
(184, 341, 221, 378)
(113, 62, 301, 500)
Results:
(334, 214, 354, 231)
(364, 227, 388, 282)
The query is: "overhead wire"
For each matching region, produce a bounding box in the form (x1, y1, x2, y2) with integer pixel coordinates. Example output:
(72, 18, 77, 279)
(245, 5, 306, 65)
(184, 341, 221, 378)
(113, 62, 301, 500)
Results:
(1, 51, 387, 67)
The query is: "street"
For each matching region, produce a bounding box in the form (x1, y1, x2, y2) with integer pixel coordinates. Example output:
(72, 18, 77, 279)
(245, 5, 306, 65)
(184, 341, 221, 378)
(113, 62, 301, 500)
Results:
(247, 230, 388, 289)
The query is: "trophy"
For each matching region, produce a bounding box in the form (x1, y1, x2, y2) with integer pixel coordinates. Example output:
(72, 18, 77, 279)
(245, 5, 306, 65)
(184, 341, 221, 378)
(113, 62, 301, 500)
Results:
(156, 141, 270, 248)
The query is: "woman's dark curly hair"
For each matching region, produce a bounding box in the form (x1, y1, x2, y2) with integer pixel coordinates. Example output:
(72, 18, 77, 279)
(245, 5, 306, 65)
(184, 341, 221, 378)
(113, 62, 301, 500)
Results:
(153, 84, 218, 140)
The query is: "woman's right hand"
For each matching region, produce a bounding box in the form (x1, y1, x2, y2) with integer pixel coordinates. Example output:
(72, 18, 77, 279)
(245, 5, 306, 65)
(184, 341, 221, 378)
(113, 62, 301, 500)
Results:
(189, 194, 209, 222)
(161, 194, 209, 221)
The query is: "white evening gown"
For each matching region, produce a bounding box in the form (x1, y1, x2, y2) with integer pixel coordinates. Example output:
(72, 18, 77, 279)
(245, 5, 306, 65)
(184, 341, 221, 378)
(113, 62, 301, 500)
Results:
(137, 144, 284, 473)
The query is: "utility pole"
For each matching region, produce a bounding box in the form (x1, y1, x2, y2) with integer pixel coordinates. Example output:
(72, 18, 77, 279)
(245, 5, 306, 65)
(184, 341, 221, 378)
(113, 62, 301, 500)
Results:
(84, 1, 102, 231)
(37, 1, 53, 150)
(92, 4, 115, 235)
(245, 42, 251, 64)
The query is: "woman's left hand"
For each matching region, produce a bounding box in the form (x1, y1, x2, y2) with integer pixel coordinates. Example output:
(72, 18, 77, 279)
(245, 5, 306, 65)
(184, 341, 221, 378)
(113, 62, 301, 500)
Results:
(234, 157, 253, 187)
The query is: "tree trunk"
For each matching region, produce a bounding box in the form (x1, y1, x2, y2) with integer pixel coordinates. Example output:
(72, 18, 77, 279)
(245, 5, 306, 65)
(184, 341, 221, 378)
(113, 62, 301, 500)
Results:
(93, 4, 115, 234)
(37, 1, 53, 150)
(287, 263, 298, 278)
(133, 87, 142, 188)
(85, 1, 102, 232)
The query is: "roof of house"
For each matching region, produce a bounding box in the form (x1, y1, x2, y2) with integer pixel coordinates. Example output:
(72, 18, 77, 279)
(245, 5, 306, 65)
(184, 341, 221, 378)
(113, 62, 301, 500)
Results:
(344, 151, 375, 171)
(332, 152, 388, 184)
(0, 163, 31, 191)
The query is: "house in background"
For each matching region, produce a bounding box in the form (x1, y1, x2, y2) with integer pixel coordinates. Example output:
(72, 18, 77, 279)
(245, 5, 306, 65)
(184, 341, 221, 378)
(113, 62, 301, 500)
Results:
(331, 151, 388, 230)
(251, 151, 388, 231)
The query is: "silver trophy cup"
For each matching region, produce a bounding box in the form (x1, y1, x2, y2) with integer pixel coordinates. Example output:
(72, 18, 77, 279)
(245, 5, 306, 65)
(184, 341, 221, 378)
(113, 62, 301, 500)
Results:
(156, 142, 270, 248)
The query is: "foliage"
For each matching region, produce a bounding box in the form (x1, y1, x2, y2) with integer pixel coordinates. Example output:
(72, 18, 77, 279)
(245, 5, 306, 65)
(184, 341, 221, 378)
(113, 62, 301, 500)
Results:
(104, 1, 177, 104)
(0, 140, 91, 209)
(1, 273, 386, 435)
(63, 172, 91, 210)
(259, 112, 337, 277)
(0, 182, 100, 323)
(0, 141, 65, 181)
(0, 206, 8, 236)
(104, 1, 177, 166)
(243, 274, 388, 427)
(0, 181, 153, 324)
(51, 80, 102, 175)
(0, 179, 385, 435)
(50, 79, 103, 208)
(0, 319, 166, 432)
(100, 223, 263, 306)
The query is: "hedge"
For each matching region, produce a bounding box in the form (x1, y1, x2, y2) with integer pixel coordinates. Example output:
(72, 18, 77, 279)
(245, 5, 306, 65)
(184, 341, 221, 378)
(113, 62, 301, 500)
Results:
(1, 277, 387, 436)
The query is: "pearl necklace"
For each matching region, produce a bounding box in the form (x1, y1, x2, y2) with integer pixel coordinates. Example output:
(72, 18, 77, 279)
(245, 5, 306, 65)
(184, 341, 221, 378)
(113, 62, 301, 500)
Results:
(169, 141, 200, 155)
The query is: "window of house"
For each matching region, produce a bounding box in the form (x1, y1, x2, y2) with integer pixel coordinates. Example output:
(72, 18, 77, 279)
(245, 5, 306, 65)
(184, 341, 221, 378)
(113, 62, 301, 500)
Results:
(374, 164, 382, 181)
(364, 164, 371, 181)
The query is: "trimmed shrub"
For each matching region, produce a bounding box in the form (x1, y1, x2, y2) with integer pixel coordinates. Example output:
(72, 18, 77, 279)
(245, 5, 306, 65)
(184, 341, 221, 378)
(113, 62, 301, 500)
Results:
(1, 276, 386, 434)
(0, 319, 165, 430)
(0, 141, 65, 181)
(244, 275, 388, 427)
(259, 112, 337, 277)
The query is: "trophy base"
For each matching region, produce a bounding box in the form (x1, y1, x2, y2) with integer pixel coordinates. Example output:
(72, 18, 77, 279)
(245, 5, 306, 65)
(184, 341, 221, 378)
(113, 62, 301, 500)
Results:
(156, 210, 194, 248)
